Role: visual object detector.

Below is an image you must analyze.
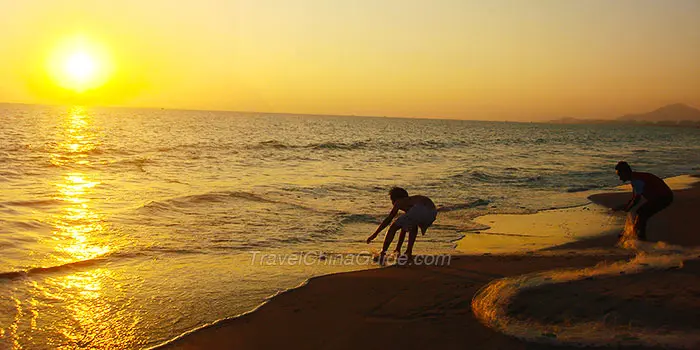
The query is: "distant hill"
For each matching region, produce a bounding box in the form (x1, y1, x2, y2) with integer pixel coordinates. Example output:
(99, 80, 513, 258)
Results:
(548, 117, 609, 124)
(617, 103, 700, 122)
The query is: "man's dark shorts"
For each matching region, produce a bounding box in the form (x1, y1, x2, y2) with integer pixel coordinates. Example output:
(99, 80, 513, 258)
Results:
(637, 194, 673, 219)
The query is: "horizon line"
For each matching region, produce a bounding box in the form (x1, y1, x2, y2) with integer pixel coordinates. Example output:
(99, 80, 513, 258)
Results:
(1, 100, 695, 123)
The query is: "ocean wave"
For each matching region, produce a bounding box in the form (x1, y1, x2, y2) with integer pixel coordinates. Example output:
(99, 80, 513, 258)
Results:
(0, 169, 23, 177)
(523, 176, 543, 182)
(245, 139, 469, 152)
(469, 171, 500, 181)
(246, 140, 368, 150)
(566, 185, 603, 193)
(39, 144, 106, 156)
(1, 198, 63, 207)
(0, 219, 54, 231)
(139, 200, 174, 213)
(0, 257, 108, 280)
(154, 142, 241, 155)
(281, 183, 379, 196)
(0, 246, 202, 280)
(455, 170, 543, 185)
(338, 213, 378, 225)
(142, 246, 203, 255)
(248, 140, 292, 150)
(0, 144, 33, 153)
(110, 157, 155, 171)
(138, 191, 276, 213)
(311, 141, 368, 150)
(181, 191, 271, 204)
(438, 199, 491, 212)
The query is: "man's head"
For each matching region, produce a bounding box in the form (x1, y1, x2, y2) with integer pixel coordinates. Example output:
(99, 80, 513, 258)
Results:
(615, 161, 633, 181)
(389, 187, 409, 204)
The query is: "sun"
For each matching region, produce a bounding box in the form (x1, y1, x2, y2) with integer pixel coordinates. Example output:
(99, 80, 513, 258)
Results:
(65, 52, 97, 84)
(47, 36, 114, 93)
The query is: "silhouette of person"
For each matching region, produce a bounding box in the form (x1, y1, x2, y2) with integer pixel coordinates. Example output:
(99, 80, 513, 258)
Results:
(366, 187, 437, 262)
(614, 161, 673, 240)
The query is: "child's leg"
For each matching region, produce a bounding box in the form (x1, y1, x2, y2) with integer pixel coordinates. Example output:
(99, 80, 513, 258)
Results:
(381, 222, 401, 254)
(404, 225, 419, 257)
(394, 229, 407, 253)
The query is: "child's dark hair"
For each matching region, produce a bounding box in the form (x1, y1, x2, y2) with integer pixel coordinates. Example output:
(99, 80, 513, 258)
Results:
(389, 187, 409, 203)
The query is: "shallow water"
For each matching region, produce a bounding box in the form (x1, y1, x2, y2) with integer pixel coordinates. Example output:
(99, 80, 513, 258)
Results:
(1, 104, 699, 349)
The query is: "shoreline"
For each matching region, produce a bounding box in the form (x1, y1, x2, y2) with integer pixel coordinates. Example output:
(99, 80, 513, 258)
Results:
(157, 175, 700, 350)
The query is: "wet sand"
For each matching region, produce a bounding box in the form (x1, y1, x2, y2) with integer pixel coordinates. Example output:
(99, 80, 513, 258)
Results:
(159, 175, 699, 350)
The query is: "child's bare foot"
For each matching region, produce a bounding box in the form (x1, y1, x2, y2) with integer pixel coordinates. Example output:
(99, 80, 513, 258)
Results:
(372, 252, 387, 265)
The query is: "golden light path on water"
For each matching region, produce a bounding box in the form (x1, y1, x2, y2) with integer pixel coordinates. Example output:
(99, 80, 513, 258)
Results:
(48, 107, 121, 348)
(50, 107, 110, 263)
(53, 174, 109, 262)
(2, 107, 137, 348)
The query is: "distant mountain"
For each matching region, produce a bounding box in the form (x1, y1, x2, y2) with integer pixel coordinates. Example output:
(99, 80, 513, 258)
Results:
(549, 117, 609, 124)
(617, 103, 700, 122)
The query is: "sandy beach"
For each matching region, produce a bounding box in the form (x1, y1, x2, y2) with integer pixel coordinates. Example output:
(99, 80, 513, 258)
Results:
(158, 175, 700, 350)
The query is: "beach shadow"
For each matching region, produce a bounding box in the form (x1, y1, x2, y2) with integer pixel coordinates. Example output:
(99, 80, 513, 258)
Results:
(507, 259, 700, 332)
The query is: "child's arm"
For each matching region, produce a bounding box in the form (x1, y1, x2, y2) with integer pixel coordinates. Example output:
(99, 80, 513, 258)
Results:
(366, 204, 399, 244)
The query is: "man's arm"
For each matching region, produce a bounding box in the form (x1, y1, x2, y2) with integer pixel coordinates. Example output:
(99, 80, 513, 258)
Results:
(623, 179, 645, 211)
(366, 204, 399, 243)
(623, 194, 641, 212)
(615, 180, 643, 212)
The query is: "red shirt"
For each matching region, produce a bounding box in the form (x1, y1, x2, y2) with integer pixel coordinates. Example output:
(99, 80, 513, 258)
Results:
(630, 172, 673, 200)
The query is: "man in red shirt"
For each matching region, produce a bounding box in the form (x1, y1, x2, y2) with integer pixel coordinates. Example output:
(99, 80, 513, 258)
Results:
(614, 161, 674, 240)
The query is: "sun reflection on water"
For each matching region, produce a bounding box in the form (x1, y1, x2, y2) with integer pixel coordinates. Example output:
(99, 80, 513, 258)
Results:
(24, 267, 141, 349)
(50, 107, 110, 263)
(50, 107, 100, 167)
(52, 269, 110, 347)
(43, 107, 122, 348)
(53, 173, 110, 262)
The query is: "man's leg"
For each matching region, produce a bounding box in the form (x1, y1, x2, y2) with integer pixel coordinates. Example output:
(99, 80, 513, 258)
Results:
(634, 213, 648, 240)
(404, 225, 419, 258)
(635, 196, 673, 240)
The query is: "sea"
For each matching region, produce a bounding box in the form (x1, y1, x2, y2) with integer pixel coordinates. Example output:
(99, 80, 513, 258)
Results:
(1, 104, 699, 349)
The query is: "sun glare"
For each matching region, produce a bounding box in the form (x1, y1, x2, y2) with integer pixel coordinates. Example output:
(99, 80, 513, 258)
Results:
(65, 52, 97, 83)
(47, 36, 114, 93)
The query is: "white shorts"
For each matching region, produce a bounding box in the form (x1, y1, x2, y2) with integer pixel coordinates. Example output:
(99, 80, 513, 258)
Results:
(395, 204, 437, 231)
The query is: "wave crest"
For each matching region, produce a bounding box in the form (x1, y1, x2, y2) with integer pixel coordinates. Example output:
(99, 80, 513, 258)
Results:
(438, 199, 491, 212)
(0, 257, 108, 280)
(138, 191, 277, 213)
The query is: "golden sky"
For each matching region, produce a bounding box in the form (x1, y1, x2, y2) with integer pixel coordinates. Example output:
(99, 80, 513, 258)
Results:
(1, 0, 699, 120)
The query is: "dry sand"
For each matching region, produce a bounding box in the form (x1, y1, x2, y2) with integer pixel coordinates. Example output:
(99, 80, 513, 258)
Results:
(159, 175, 700, 350)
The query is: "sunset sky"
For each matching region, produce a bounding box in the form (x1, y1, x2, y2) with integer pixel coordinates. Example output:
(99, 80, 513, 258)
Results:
(1, 0, 699, 120)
